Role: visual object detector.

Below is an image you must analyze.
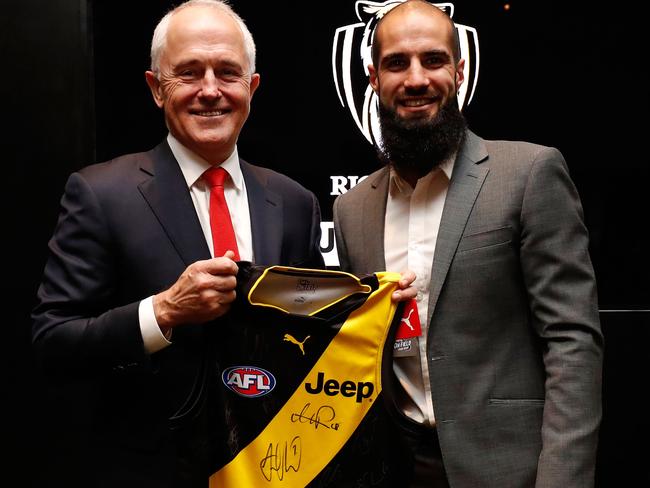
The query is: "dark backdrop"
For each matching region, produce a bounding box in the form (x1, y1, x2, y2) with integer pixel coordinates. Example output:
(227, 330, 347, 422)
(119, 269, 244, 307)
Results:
(6, 0, 648, 485)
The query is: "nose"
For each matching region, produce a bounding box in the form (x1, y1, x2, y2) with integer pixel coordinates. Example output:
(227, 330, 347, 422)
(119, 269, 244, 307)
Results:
(403, 61, 430, 91)
(199, 71, 221, 100)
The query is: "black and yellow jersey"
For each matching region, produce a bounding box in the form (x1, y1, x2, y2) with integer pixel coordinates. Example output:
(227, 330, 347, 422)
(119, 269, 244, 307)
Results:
(209, 262, 407, 487)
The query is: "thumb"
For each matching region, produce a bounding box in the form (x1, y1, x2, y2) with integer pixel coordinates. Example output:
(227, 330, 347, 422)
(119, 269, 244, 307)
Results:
(221, 250, 237, 260)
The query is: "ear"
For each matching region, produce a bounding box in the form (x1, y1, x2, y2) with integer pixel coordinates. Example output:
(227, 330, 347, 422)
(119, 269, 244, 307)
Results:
(455, 59, 465, 92)
(368, 64, 379, 93)
(145, 71, 165, 108)
(249, 73, 260, 99)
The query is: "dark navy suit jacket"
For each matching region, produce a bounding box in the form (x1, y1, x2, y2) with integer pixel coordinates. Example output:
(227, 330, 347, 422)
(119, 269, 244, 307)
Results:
(32, 140, 324, 487)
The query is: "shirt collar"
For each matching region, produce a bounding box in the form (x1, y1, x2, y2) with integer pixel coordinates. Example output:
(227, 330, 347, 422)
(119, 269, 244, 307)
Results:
(389, 154, 456, 196)
(166, 133, 243, 190)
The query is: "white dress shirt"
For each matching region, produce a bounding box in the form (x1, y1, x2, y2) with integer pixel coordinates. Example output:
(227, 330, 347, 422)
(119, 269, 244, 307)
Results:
(139, 134, 253, 353)
(384, 158, 454, 426)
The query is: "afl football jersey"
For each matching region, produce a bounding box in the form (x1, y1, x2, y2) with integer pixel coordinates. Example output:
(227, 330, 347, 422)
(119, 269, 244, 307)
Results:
(209, 262, 407, 487)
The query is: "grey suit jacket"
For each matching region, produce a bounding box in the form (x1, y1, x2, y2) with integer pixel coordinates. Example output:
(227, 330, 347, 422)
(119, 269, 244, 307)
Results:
(333, 130, 603, 488)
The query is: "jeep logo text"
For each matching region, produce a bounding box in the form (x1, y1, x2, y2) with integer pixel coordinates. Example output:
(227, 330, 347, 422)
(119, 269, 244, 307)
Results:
(304, 371, 374, 403)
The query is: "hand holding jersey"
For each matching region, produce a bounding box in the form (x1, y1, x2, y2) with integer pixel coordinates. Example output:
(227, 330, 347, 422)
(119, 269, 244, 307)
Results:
(154, 251, 239, 332)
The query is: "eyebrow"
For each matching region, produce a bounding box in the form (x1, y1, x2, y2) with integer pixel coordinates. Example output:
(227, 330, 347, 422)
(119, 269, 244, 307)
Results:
(382, 49, 451, 64)
(381, 53, 405, 64)
(173, 58, 243, 70)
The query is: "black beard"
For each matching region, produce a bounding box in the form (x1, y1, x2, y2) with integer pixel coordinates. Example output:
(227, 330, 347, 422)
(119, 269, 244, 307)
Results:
(377, 96, 467, 176)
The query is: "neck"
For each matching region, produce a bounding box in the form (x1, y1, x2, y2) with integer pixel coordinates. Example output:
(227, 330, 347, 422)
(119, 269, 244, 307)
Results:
(394, 166, 433, 188)
(400, 169, 419, 188)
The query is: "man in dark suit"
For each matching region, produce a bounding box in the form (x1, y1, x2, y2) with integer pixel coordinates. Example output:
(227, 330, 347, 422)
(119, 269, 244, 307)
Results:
(31, 1, 323, 486)
(333, 1, 603, 487)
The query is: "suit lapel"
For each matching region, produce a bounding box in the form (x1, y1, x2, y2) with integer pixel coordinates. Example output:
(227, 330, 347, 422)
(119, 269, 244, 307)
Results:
(138, 141, 211, 266)
(240, 160, 283, 265)
(427, 131, 489, 320)
(363, 168, 390, 272)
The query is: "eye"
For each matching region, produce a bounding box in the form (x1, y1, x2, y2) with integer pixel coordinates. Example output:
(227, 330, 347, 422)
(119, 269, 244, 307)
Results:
(219, 66, 243, 81)
(178, 69, 199, 81)
(422, 54, 447, 68)
(384, 57, 407, 71)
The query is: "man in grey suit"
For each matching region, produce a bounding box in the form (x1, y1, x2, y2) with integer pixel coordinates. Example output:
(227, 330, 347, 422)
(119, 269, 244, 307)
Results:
(333, 1, 603, 487)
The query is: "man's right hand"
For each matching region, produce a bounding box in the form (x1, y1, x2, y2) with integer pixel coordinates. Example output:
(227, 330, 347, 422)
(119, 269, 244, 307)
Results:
(153, 250, 238, 332)
(391, 269, 417, 303)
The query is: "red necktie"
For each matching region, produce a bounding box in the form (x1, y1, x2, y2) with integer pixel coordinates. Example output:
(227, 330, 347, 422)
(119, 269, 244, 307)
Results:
(203, 166, 240, 260)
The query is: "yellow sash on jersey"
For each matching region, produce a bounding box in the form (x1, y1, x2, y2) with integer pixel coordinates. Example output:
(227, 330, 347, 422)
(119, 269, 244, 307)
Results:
(210, 268, 400, 487)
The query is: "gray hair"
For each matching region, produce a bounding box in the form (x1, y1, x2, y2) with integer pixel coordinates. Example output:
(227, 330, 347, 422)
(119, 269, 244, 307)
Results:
(150, 0, 256, 75)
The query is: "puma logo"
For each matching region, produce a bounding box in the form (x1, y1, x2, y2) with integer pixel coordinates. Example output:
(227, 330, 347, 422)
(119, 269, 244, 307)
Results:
(283, 333, 310, 355)
(401, 309, 415, 331)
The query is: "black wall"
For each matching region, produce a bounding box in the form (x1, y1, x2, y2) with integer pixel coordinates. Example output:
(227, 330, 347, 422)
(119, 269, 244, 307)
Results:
(7, 1, 648, 485)
(5, 0, 94, 482)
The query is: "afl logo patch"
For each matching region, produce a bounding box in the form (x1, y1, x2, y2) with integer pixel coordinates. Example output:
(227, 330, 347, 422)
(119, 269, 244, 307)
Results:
(222, 366, 276, 398)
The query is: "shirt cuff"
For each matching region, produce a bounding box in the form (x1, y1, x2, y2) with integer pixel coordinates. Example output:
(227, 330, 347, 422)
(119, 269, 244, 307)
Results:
(139, 296, 172, 354)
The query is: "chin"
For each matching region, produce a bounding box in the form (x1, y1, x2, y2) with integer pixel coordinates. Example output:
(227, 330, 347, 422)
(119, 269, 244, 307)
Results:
(194, 130, 229, 145)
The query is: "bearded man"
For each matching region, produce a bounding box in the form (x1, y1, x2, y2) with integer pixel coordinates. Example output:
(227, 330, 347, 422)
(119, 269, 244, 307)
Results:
(333, 1, 603, 487)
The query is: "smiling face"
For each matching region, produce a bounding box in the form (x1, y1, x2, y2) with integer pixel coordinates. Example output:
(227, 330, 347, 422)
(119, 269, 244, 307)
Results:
(369, 2, 464, 123)
(145, 5, 259, 163)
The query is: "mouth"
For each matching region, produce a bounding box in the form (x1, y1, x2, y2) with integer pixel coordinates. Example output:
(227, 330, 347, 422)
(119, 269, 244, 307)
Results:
(191, 109, 230, 117)
(399, 97, 437, 108)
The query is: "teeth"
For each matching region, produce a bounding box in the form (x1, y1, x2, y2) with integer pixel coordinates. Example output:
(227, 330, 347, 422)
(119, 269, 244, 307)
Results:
(402, 99, 431, 107)
(196, 110, 225, 116)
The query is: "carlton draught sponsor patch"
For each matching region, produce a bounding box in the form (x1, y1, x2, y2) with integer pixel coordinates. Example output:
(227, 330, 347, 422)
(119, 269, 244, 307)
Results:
(222, 366, 276, 398)
(394, 299, 422, 357)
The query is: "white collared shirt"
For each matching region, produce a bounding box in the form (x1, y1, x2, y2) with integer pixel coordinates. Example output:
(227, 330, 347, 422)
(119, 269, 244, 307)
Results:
(167, 134, 253, 261)
(139, 134, 253, 353)
(384, 157, 454, 426)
